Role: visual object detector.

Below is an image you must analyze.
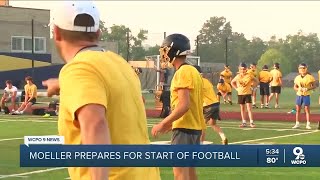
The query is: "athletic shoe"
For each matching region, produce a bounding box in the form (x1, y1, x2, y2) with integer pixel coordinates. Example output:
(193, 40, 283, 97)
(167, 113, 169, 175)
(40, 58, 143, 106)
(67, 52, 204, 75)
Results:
(292, 124, 300, 129)
(222, 138, 228, 145)
(275, 104, 280, 109)
(43, 113, 51, 118)
(252, 104, 258, 108)
(239, 123, 247, 128)
(228, 101, 233, 105)
(250, 123, 256, 128)
(306, 124, 311, 130)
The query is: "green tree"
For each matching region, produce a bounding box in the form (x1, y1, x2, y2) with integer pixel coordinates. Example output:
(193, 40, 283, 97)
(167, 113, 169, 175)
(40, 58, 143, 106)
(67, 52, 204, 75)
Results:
(131, 29, 148, 60)
(257, 48, 290, 75)
(282, 31, 320, 72)
(197, 16, 233, 62)
(99, 20, 108, 41)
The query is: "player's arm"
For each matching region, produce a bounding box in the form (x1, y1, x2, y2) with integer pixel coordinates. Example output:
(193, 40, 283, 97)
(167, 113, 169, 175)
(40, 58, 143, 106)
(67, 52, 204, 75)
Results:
(161, 88, 190, 126)
(24, 87, 29, 103)
(252, 77, 259, 87)
(77, 104, 110, 180)
(61, 62, 110, 180)
(293, 83, 300, 92)
(231, 77, 238, 89)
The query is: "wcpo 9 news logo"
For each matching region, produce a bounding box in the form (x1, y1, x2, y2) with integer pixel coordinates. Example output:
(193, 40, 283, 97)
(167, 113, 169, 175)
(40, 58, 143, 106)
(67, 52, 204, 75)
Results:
(291, 147, 307, 165)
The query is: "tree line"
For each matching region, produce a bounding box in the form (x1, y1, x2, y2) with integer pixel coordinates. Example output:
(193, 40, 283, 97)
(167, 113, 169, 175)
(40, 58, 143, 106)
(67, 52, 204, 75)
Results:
(100, 16, 320, 74)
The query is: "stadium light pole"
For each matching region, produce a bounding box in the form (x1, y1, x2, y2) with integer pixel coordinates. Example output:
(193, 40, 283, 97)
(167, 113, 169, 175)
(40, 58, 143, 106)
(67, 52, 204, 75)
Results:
(196, 35, 199, 56)
(225, 37, 231, 65)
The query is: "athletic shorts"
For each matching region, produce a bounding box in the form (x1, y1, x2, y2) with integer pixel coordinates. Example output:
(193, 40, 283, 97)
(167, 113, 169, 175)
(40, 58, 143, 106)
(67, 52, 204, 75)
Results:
(260, 82, 270, 96)
(271, 86, 281, 94)
(203, 103, 220, 122)
(171, 128, 201, 145)
(217, 92, 231, 96)
(28, 98, 37, 105)
(296, 95, 310, 106)
(238, 94, 252, 104)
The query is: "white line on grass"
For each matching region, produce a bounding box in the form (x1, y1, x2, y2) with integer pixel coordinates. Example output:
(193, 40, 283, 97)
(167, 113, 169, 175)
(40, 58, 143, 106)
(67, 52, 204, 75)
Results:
(147, 124, 313, 132)
(0, 167, 66, 179)
(0, 119, 56, 123)
(0, 137, 23, 142)
(230, 130, 319, 144)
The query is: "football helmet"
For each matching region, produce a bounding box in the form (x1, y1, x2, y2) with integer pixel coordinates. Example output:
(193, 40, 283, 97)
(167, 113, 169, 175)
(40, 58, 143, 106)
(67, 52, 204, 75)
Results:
(159, 33, 191, 64)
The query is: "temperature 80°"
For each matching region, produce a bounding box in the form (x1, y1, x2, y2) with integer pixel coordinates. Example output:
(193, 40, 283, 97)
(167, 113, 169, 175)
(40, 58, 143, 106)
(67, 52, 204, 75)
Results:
(266, 157, 279, 164)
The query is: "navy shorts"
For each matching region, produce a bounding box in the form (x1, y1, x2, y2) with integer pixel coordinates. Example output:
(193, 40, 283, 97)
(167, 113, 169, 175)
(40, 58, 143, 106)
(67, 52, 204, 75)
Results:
(296, 96, 310, 106)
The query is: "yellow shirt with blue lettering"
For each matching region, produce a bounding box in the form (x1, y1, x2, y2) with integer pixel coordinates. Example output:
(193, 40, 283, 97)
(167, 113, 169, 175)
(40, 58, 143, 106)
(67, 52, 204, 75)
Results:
(58, 50, 160, 180)
(233, 73, 255, 95)
(294, 74, 315, 96)
(170, 65, 205, 130)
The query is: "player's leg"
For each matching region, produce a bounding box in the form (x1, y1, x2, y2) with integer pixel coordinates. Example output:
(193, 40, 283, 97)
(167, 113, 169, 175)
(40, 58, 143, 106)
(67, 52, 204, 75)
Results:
(265, 85, 270, 108)
(173, 167, 189, 180)
(200, 130, 206, 143)
(239, 95, 247, 127)
(268, 86, 275, 105)
(252, 88, 257, 108)
(275, 87, 281, 108)
(171, 129, 201, 180)
(304, 96, 311, 129)
(189, 168, 198, 180)
(206, 104, 227, 144)
(293, 96, 301, 129)
(227, 92, 232, 105)
(10, 96, 17, 111)
(260, 84, 265, 108)
(0, 96, 7, 111)
(245, 95, 255, 128)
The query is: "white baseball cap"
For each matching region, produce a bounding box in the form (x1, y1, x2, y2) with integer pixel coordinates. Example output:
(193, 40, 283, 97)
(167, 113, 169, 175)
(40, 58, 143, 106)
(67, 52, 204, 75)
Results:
(51, 1, 100, 32)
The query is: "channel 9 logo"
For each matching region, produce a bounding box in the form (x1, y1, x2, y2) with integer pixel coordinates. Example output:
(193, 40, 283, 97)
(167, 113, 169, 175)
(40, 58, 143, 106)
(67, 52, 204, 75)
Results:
(291, 147, 307, 165)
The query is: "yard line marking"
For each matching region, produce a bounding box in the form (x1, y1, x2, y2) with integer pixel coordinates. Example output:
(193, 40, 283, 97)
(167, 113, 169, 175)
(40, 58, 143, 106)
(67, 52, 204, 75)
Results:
(230, 130, 319, 144)
(0, 137, 23, 142)
(0, 175, 28, 178)
(0, 167, 66, 179)
(146, 124, 313, 132)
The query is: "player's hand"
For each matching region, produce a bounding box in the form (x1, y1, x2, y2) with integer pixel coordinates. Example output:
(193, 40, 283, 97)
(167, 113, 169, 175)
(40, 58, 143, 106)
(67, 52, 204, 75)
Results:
(151, 122, 171, 138)
(42, 78, 60, 97)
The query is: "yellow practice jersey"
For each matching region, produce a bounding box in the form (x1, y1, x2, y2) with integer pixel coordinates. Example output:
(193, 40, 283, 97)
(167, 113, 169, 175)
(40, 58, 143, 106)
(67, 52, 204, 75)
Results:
(294, 74, 316, 96)
(220, 70, 233, 84)
(58, 50, 160, 180)
(247, 69, 258, 78)
(202, 77, 219, 106)
(170, 65, 205, 130)
(24, 84, 37, 98)
(270, 69, 282, 86)
(259, 70, 272, 83)
(233, 73, 255, 95)
(217, 83, 232, 93)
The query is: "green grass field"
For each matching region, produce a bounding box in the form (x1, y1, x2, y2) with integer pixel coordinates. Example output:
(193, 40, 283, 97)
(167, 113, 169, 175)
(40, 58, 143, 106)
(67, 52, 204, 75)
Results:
(0, 87, 320, 179)
(144, 87, 320, 113)
(0, 115, 320, 180)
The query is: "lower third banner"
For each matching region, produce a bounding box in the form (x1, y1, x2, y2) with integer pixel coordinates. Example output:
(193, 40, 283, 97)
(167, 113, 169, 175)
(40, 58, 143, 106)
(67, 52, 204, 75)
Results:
(20, 145, 320, 167)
